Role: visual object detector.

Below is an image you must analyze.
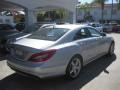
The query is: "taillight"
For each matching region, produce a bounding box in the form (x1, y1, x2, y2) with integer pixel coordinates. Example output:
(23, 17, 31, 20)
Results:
(29, 50, 56, 62)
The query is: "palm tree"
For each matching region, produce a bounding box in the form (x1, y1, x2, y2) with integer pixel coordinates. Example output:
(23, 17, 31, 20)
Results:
(78, 2, 90, 21)
(78, 2, 90, 14)
(93, 0, 108, 23)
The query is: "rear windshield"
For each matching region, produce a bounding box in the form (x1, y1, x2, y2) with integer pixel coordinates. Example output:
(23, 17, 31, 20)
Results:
(27, 28, 69, 41)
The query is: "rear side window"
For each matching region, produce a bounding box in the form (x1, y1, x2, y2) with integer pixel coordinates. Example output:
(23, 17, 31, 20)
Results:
(87, 27, 101, 37)
(27, 28, 69, 41)
(74, 28, 91, 40)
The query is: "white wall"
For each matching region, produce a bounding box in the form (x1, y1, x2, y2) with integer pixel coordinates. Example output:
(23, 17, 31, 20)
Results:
(77, 5, 120, 22)
(5, 0, 78, 27)
(6, 0, 77, 12)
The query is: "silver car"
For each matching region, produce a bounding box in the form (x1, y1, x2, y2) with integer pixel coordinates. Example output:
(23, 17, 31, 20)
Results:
(7, 24, 115, 79)
(103, 23, 113, 32)
(88, 23, 103, 32)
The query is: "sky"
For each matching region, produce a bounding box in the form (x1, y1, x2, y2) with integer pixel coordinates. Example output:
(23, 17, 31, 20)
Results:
(79, 0, 117, 4)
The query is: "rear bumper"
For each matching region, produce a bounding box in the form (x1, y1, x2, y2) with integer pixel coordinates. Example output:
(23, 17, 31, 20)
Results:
(7, 56, 65, 78)
(7, 62, 39, 78)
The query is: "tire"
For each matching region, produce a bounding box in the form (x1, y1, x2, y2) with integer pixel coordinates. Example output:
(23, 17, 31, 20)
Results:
(108, 42, 115, 56)
(66, 55, 82, 79)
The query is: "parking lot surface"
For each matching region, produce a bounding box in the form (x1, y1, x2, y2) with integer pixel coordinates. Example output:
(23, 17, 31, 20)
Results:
(0, 33, 120, 90)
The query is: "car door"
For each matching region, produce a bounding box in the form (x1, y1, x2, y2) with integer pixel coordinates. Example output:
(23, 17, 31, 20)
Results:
(73, 28, 100, 64)
(87, 27, 107, 56)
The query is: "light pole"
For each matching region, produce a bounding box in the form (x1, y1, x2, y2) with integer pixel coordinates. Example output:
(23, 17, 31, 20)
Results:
(111, 0, 113, 21)
(76, 1, 81, 23)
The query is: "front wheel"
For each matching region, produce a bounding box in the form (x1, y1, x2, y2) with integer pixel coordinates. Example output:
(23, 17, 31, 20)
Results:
(66, 55, 82, 79)
(108, 42, 115, 56)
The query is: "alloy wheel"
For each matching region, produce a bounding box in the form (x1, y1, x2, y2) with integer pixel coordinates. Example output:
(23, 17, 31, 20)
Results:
(66, 56, 82, 79)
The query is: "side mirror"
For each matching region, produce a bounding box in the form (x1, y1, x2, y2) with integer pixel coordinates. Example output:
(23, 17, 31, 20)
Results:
(101, 32, 106, 36)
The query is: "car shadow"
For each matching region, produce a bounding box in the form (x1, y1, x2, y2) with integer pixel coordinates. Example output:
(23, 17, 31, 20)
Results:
(0, 54, 6, 61)
(0, 54, 116, 90)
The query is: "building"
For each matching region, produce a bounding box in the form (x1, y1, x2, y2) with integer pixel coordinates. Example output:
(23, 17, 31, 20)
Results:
(77, 3, 120, 23)
(0, 0, 78, 31)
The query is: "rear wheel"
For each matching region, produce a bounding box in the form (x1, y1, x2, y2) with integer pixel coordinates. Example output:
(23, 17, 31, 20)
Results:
(108, 42, 115, 56)
(66, 55, 82, 79)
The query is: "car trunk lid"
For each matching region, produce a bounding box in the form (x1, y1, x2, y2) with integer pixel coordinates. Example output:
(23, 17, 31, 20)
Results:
(9, 38, 55, 61)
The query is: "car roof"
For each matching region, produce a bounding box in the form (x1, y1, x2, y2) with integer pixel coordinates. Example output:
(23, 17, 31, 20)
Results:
(51, 24, 87, 30)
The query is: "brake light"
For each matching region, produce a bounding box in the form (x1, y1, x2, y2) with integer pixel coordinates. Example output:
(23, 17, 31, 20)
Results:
(29, 50, 56, 62)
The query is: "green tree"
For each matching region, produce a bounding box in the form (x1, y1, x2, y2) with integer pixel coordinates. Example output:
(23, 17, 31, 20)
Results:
(43, 9, 67, 21)
(37, 13, 45, 22)
(37, 9, 67, 22)
(56, 9, 67, 20)
(93, 0, 108, 23)
(78, 2, 90, 14)
(77, 2, 91, 21)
